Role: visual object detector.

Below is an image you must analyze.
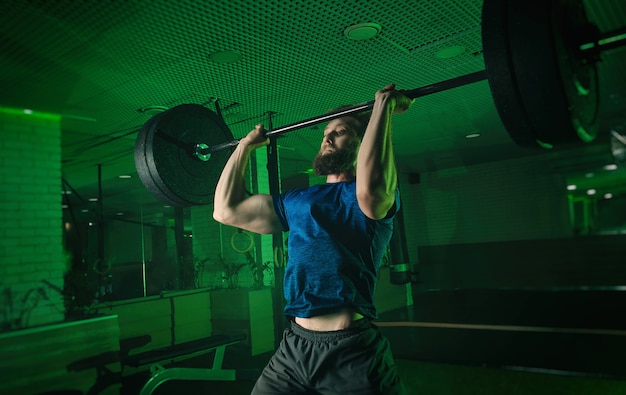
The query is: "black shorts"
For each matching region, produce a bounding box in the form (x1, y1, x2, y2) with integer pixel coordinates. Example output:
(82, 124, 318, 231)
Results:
(251, 319, 405, 395)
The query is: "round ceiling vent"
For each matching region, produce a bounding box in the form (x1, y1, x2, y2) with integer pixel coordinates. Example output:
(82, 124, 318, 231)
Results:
(344, 23, 382, 40)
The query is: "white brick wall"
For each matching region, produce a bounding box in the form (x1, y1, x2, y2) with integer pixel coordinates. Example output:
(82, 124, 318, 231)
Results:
(0, 109, 65, 330)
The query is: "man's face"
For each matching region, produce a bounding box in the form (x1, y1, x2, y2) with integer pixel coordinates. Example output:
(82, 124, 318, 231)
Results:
(312, 118, 360, 176)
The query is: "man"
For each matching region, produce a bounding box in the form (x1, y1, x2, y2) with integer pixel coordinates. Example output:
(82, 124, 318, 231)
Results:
(213, 84, 412, 394)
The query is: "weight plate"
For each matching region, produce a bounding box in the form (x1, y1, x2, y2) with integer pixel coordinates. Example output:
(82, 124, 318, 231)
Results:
(134, 104, 235, 207)
(554, 0, 599, 144)
(482, 0, 599, 148)
(482, 0, 539, 148)
(509, 0, 599, 147)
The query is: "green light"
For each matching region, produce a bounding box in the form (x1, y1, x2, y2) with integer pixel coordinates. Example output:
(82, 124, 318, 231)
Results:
(579, 42, 595, 51)
(574, 119, 596, 143)
(0, 107, 61, 121)
(574, 79, 589, 96)
(599, 33, 626, 46)
(580, 32, 626, 51)
(536, 140, 553, 149)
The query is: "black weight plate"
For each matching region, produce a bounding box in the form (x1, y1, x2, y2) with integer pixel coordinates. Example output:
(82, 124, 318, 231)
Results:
(482, 0, 540, 148)
(554, 0, 599, 143)
(507, 0, 598, 147)
(134, 104, 235, 207)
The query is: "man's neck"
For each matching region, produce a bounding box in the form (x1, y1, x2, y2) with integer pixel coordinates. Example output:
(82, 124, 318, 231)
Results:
(326, 172, 355, 183)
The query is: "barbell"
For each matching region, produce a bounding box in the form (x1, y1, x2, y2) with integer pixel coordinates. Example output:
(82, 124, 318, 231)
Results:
(135, 0, 625, 207)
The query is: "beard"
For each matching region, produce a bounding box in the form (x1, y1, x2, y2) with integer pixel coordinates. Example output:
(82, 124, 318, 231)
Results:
(313, 142, 358, 176)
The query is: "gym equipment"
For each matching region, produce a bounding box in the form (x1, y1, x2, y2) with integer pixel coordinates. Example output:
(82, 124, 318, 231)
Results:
(135, 0, 626, 207)
(124, 333, 246, 395)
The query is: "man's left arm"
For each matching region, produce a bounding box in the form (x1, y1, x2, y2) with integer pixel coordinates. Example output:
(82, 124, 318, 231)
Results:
(356, 84, 413, 220)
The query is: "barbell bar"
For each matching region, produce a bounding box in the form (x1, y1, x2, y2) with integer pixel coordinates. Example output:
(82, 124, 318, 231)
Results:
(195, 70, 489, 160)
(135, 0, 626, 207)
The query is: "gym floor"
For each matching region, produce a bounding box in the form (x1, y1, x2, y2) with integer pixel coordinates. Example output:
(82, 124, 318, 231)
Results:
(116, 305, 626, 395)
(119, 351, 626, 395)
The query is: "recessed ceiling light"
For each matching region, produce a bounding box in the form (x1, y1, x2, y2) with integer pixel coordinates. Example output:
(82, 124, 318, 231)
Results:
(465, 133, 481, 139)
(567, 185, 577, 191)
(138, 105, 168, 115)
(89, 198, 98, 202)
(119, 175, 132, 179)
(604, 193, 613, 199)
(344, 23, 381, 40)
(603, 164, 618, 171)
(209, 50, 242, 64)
(23, 109, 33, 114)
(435, 45, 466, 59)
(587, 189, 596, 195)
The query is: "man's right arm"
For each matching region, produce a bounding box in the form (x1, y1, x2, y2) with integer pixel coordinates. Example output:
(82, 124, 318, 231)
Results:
(213, 124, 284, 235)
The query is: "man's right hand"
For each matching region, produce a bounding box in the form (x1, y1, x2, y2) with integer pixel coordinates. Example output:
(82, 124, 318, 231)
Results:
(240, 124, 270, 150)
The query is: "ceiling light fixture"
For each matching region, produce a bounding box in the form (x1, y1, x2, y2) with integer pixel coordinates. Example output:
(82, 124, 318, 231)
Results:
(603, 164, 618, 171)
(343, 23, 381, 40)
(435, 45, 466, 59)
(567, 185, 577, 190)
(0, 107, 60, 120)
(138, 105, 168, 115)
(119, 175, 132, 179)
(209, 50, 242, 64)
(465, 133, 481, 139)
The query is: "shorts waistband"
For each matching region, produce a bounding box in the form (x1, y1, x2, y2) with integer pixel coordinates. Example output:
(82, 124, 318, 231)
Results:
(290, 317, 371, 342)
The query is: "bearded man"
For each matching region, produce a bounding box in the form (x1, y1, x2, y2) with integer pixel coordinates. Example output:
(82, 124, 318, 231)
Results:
(213, 84, 413, 395)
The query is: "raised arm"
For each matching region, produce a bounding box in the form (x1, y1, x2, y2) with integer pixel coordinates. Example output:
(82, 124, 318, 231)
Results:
(213, 124, 284, 234)
(356, 85, 413, 220)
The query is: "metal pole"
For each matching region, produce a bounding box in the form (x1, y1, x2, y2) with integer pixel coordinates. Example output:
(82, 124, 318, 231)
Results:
(97, 164, 105, 297)
(265, 112, 287, 348)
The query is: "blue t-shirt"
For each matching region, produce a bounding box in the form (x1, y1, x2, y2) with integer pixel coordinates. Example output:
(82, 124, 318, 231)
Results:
(272, 181, 399, 320)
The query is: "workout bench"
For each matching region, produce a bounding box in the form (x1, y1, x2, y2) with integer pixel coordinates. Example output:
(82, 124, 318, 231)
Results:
(123, 333, 247, 395)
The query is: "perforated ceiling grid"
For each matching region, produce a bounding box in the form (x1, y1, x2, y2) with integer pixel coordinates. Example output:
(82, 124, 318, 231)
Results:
(0, 0, 624, 215)
(0, 1, 498, 140)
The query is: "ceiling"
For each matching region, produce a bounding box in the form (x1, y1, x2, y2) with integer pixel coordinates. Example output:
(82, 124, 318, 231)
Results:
(1, 0, 625, 225)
